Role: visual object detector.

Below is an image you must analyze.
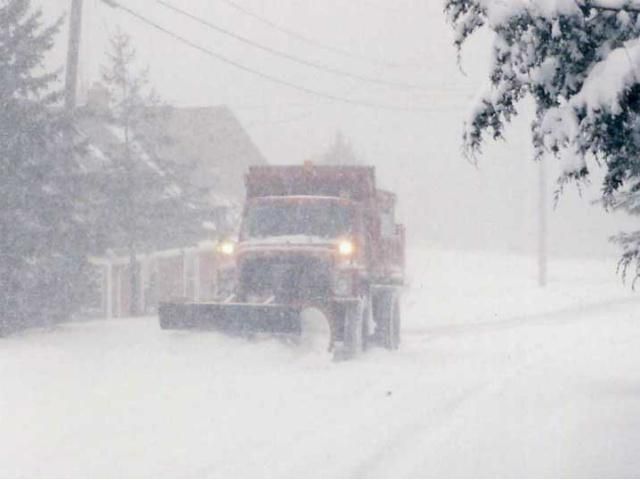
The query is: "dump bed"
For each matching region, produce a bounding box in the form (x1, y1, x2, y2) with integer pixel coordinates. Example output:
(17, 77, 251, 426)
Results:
(245, 165, 376, 201)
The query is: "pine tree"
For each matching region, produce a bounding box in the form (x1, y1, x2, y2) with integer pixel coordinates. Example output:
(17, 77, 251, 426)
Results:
(322, 131, 359, 165)
(445, 0, 640, 284)
(96, 31, 208, 315)
(0, 0, 94, 334)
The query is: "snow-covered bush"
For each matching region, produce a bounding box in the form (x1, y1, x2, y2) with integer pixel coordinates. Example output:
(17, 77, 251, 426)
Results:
(445, 0, 640, 284)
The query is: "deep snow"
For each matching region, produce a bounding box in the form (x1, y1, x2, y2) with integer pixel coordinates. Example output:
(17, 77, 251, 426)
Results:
(1, 248, 639, 477)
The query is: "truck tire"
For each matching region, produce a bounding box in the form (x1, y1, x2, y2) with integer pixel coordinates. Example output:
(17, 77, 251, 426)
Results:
(334, 297, 367, 360)
(158, 304, 179, 330)
(362, 294, 373, 352)
(390, 297, 401, 349)
(374, 290, 400, 350)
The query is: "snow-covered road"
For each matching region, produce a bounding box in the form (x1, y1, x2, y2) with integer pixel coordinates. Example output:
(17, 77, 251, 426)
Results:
(2, 249, 640, 477)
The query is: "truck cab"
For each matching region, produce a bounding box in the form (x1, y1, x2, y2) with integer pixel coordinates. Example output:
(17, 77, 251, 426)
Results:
(234, 195, 364, 301)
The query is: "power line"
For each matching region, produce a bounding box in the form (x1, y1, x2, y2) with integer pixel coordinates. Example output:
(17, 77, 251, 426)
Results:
(98, 0, 434, 113)
(244, 111, 314, 130)
(217, 0, 411, 69)
(155, 0, 430, 93)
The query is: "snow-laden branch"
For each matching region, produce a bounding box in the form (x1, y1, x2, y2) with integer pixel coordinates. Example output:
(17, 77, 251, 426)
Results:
(581, 0, 640, 12)
(539, 38, 640, 173)
(573, 38, 640, 114)
(446, 0, 640, 282)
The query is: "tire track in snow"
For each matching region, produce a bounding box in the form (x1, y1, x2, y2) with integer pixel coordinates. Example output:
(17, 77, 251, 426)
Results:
(349, 360, 539, 477)
(348, 300, 620, 478)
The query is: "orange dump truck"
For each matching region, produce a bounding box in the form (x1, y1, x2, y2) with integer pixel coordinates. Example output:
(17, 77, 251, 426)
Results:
(159, 163, 405, 358)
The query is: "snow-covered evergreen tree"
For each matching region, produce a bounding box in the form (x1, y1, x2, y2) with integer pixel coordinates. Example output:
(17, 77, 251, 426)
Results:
(445, 0, 640, 283)
(322, 131, 359, 165)
(96, 31, 208, 314)
(0, 0, 94, 334)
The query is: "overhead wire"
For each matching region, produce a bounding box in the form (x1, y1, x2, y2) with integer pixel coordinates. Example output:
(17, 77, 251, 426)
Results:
(216, 0, 411, 69)
(155, 0, 431, 92)
(98, 0, 436, 113)
(244, 111, 313, 130)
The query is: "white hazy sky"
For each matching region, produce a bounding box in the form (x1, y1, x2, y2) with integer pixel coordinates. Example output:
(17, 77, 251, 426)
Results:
(40, 0, 481, 160)
(37, 0, 636, 258)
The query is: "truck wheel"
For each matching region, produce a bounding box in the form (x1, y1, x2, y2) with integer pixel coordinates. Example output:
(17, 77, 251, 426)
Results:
(362, 295, 373, 352)
(390, 297, 401, 349)
(158, 304, 179, 330)
(375, 291, 400, 350)
(334, 298, 367, 360)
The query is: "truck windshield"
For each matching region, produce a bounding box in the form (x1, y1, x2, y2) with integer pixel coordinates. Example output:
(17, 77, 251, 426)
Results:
(243, 201, 353, 239)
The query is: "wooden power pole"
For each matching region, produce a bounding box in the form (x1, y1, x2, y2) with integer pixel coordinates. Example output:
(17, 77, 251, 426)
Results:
(65, 0, 84, 112)
(538, 156, 548, 287)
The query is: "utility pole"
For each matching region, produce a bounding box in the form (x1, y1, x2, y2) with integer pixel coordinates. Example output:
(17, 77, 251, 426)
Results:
(65, 0, 84, 112)
(538, 155, 548, 287)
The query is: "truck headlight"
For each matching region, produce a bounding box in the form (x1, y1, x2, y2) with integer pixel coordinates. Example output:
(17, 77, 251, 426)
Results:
(217, 240, 235, 256)
(338, 239, 354, 257)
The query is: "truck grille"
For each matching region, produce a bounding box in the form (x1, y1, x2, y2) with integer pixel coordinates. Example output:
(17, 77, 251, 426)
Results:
(239, 256, 331, 303)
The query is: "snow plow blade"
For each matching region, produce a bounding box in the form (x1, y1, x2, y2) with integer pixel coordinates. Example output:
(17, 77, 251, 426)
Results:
(158, 302, 301, 335)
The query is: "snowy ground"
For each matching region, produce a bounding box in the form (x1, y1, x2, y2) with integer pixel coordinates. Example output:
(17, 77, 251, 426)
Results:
(1, 248, 640, 477)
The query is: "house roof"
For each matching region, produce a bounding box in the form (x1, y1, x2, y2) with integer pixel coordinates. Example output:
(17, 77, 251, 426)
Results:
(75, 104, 268, 204)
(142, 105, 267, 202)
(74, 104, 267, 252)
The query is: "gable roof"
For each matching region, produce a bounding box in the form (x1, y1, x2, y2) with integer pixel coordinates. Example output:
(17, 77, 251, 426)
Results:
(143, 105, 267, 202)
(75, 104, 267, 204)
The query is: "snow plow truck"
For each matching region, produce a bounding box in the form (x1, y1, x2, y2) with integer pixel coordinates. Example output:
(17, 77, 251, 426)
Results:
(158, 163, 405, 358)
